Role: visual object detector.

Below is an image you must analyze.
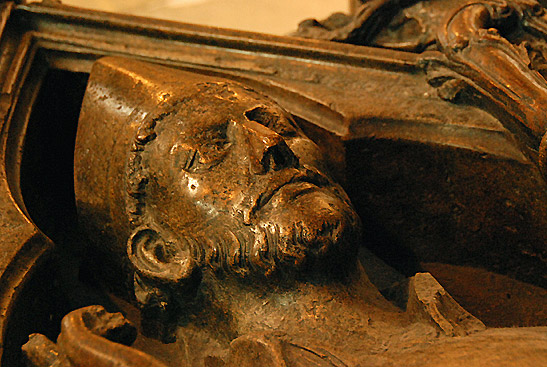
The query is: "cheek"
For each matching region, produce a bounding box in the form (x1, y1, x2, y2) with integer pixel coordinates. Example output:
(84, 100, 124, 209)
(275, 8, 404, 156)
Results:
(179, 174, 213, 203)
(180, 171, 248, 210)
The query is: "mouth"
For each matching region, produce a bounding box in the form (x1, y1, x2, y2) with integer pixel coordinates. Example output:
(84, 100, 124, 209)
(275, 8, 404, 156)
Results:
(244, 168, 331, 223)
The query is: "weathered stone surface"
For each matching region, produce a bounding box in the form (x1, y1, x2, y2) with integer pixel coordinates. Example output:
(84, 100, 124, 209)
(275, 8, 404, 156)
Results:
(407, 272, 486, 336)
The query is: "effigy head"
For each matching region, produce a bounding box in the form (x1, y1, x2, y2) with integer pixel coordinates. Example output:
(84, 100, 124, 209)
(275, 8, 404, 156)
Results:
(74, 57, 361, 301)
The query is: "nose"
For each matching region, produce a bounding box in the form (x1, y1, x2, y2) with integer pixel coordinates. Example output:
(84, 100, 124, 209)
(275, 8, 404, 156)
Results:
(232, 119, 298, 174)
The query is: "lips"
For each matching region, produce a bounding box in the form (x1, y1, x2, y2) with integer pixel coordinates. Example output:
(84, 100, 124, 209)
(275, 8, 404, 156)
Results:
(277, 181, 320, 200)
(244, 168, 331, 223)
(256, 178, 318, 209)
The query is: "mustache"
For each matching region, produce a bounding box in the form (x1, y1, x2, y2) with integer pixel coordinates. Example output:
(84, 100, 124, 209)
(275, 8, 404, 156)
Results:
(243, 166, 332, 224)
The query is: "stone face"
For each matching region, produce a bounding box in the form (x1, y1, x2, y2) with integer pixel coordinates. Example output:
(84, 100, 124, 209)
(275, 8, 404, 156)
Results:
(1, 1, 547, 366)
(35, 57, 543, 367)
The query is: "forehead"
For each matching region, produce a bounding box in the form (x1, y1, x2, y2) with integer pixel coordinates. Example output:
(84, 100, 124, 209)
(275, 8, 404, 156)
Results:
(191, 82, 277, 115)
(159, 83, 286, 136)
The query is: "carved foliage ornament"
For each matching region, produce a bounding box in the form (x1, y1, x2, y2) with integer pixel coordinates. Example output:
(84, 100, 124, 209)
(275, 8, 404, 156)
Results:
(298, 0, 547, 175)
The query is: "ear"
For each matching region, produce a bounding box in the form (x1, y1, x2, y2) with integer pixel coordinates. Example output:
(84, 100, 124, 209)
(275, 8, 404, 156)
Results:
(127, 227, 197, 285)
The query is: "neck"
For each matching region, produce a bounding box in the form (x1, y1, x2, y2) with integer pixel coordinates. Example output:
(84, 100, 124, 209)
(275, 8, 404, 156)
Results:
(176, 260, 411, 361)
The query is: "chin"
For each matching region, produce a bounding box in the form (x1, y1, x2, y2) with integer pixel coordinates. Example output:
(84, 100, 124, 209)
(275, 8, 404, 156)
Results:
(255, 187, 362, 273)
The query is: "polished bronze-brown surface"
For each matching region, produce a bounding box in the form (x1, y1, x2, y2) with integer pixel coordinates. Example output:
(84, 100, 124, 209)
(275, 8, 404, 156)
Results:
(21, 57, 546, 367)
(74, 57, 360, 287)
(0, 0, 546, 366)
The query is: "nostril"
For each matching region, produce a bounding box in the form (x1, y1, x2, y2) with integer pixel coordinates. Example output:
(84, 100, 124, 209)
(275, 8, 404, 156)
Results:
(272, 146, 287, 168)
(261, 144, 299, 172)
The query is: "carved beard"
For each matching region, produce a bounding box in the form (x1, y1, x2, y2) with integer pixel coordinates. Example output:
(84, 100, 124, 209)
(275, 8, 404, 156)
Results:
(180, 184, 362, 278)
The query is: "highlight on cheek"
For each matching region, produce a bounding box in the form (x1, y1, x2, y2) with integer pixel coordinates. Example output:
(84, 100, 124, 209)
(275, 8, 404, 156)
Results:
(186, 177, 199, 192)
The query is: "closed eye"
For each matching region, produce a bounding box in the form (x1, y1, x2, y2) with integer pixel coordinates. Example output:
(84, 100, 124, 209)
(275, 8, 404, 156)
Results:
(183, 149, 199, 171)
(171, 144, 204, 173)
(172, 123, 231, 173)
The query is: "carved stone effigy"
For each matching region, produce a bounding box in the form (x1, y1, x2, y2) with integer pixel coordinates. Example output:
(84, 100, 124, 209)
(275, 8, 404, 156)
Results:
(0, 1, 546, 366)
(18, 56, 547, 366)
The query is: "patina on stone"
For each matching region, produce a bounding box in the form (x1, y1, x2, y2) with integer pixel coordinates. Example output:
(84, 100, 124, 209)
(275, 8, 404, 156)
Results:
(0, 0, 544, 366)
(21, 57, 546, 367)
